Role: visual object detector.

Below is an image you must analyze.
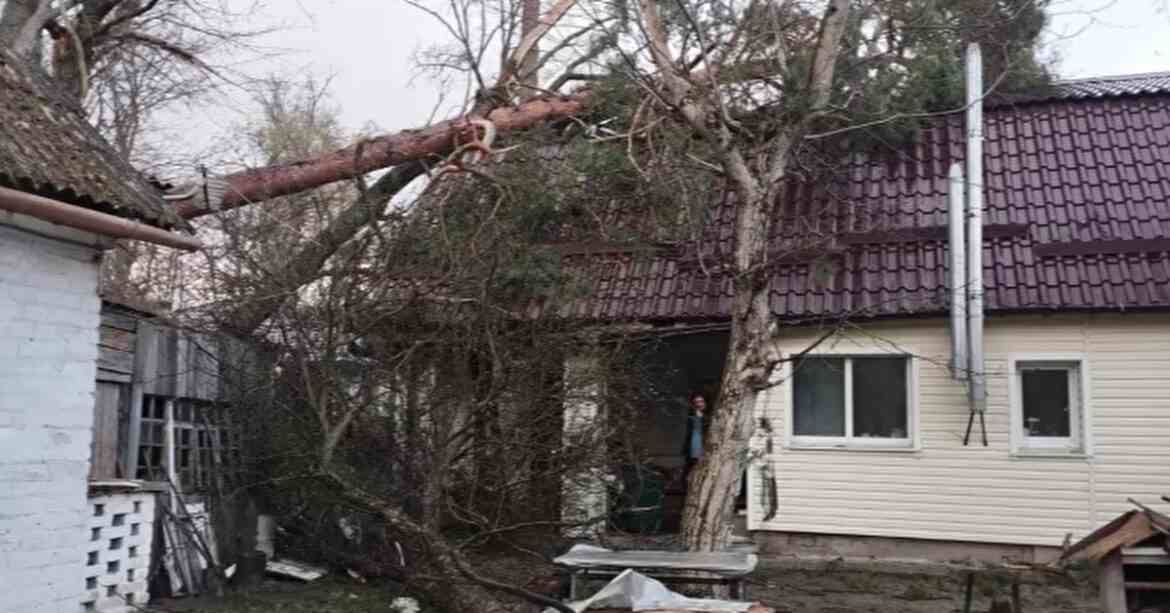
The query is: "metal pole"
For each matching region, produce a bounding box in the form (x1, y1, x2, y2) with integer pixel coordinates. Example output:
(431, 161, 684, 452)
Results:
(965, 43, 986, 411)
(948, 163, 967, 380)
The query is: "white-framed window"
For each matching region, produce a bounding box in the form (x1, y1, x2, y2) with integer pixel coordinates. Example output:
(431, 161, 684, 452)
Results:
(1009, 358, 1088, 454)
(789, 355, 915, 448)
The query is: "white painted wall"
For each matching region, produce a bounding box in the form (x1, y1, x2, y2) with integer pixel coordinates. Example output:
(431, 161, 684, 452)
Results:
(0, 223, 102, 613)
(750, 313, 1170, 548)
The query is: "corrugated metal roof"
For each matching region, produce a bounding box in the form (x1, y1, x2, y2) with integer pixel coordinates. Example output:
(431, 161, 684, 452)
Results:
(0, 49, 184, 229)
(561, 73, 1170, 323)
(1051, 71, 1170, 100)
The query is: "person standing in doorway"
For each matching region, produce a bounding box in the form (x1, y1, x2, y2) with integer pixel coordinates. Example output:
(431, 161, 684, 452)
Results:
(682, 391, 709, 483)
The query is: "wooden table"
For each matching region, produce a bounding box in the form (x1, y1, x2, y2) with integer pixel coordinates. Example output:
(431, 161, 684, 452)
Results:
(553, 545, 759, 600)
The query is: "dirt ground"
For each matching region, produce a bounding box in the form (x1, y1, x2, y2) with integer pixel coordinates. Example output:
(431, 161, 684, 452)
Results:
(151, 577, 411, 612)
(150, 556, 1104, 613)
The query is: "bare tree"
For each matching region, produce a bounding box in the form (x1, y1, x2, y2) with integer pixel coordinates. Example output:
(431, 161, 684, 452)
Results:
(0, 0, 274, 306)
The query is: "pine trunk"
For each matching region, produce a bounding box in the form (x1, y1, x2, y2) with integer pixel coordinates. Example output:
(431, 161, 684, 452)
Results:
(681, 148, 785, 551)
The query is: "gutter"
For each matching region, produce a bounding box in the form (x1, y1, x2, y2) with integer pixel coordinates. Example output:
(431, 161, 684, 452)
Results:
(0, 185, 201, 252)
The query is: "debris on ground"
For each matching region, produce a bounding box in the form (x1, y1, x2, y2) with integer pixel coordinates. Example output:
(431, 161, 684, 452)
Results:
(266, 559, 328, 582)
(546, 569, 771, 612)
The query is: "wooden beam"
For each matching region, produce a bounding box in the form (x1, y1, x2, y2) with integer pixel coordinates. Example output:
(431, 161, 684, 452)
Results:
(1099, 549, 1126, 613)
(89, 382, 122, 480)
(1066, 511, 1157, 562)
(124, 320, 159, 478)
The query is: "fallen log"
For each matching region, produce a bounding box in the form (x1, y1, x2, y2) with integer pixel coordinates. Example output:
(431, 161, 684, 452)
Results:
(175, 92, 592, 218)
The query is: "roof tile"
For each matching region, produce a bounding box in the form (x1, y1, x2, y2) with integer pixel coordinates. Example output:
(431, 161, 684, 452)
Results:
(0, 49, 184, 228)
(566, 72, 1170, 323)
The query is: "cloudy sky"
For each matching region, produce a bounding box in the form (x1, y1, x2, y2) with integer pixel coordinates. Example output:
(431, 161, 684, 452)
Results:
(183, 0, 1170, 155)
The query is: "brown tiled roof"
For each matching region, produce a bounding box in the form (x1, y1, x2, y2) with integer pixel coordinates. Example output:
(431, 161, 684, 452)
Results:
(0, 49, 184, 228)
(560, 72, 1170, 323)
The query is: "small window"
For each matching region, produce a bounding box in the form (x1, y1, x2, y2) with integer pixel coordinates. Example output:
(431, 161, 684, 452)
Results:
(792, 355, 912, 447)
(1012, 360, 1084, 453)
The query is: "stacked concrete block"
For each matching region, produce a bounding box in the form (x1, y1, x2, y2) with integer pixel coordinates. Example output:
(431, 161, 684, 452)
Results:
(80, 492, 157, 613)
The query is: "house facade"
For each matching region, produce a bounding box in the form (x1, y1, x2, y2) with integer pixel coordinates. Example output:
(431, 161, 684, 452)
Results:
(0, 49, 197, 613)
(563, 71, 1170, 561)
(750, 313, 1170, 562)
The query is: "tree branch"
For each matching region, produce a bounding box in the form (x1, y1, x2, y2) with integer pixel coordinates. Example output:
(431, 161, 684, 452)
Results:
(499, 0, 580, 86)
(807, 0, 851, 112)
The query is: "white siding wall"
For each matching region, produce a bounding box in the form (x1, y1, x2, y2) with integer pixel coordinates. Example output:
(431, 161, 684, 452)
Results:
(749, 313, 1170, 548)
(0, 224, 102, 613)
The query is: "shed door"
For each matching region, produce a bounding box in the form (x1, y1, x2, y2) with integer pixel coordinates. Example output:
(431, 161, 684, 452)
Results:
(90, 382, 124, 479)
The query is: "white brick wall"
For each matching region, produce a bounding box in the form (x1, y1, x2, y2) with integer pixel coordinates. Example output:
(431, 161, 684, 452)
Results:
(0, 223, 102, 613)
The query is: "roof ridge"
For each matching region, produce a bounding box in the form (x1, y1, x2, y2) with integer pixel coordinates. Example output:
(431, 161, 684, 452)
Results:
(1054, 70, 1170, 85)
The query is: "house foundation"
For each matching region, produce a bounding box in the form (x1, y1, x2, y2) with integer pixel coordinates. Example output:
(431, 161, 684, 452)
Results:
(751, 530, 1062, 565)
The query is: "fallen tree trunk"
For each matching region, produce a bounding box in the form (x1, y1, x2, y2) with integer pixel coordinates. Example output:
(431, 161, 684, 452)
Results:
(221, 161, 427, 335)
(177, 92, 592, 218)
(327, 470, 574, 613)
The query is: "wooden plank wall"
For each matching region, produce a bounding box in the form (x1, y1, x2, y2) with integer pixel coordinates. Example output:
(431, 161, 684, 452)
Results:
(90, 381, 124, 479)
(136, 321, 223, 401)
(97, 308, 138, 383)
(98, 302, 233, 480)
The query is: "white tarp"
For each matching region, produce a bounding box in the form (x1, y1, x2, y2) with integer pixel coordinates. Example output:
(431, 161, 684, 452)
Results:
(546, 569, 756, 612)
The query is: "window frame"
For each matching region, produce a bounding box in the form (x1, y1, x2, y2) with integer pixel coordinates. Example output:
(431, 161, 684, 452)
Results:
(1008, 355, 1092, 456)
(785, 352, 919, 451)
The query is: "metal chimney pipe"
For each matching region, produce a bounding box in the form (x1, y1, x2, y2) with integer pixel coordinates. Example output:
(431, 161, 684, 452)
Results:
(965, 43, 986, 410)
(948, 163, 967, 380)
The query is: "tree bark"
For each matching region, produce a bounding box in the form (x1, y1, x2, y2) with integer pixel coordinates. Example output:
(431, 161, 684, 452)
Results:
(518, 0, 541, 96)
(0, 0, 46, 59)
(178, 92, 591, 219)
(223, 161, 426, 335)
(680, 147, 782, 550)
(678, 0, 852, 552)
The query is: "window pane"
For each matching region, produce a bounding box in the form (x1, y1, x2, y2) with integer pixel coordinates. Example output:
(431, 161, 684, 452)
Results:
(852, 357, 908, 438)
(793, 357, 845, 436)
(1022, 369, 1070, 437)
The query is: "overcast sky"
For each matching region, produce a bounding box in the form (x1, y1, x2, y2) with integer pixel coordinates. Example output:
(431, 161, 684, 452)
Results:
(181, 0, 1170, 157)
